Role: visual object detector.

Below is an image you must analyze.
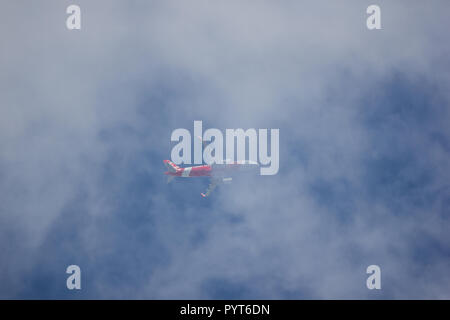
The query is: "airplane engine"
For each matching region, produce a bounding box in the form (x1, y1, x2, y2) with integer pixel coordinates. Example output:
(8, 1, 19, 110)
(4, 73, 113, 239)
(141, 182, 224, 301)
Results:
(222, 177, 232, 184)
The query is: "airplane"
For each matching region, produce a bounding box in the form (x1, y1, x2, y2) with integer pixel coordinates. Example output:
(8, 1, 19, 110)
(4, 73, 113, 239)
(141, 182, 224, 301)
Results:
(163, 159, 259, 197)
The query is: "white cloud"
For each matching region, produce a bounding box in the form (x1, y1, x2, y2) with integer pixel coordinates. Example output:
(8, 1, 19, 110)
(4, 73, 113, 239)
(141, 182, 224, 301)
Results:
(0, 0, 449, 298)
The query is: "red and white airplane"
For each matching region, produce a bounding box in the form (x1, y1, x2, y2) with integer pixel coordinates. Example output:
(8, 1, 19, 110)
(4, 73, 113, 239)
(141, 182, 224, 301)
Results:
(163, 159, 259, 197)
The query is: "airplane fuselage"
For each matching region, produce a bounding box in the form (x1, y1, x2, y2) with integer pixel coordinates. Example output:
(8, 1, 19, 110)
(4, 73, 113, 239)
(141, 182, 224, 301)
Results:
(163, 159, 259, 197)
(164, 160, 258, 178)
(165, 164, 212, 177)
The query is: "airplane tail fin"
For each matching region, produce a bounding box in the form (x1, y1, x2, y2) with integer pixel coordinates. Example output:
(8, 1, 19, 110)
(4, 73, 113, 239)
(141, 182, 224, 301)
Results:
(163, 160, 180, 172)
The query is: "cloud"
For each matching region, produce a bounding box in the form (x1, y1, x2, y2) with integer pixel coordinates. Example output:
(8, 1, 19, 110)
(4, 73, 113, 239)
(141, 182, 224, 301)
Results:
(0, 0, 449, 298)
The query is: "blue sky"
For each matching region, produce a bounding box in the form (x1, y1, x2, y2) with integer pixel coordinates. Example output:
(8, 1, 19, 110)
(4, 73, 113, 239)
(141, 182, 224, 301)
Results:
(1, 0, 449, 299)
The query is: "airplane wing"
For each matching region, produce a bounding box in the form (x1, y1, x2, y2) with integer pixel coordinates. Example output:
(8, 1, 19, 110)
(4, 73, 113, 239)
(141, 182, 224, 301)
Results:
(201, 179, 219, 198)
(200, 177, 232, 198)
(167, 175, 175, 184)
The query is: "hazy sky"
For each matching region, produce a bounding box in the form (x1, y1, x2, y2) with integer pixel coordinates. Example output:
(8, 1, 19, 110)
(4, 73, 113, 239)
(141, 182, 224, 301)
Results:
(1, 0, 449, 299)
